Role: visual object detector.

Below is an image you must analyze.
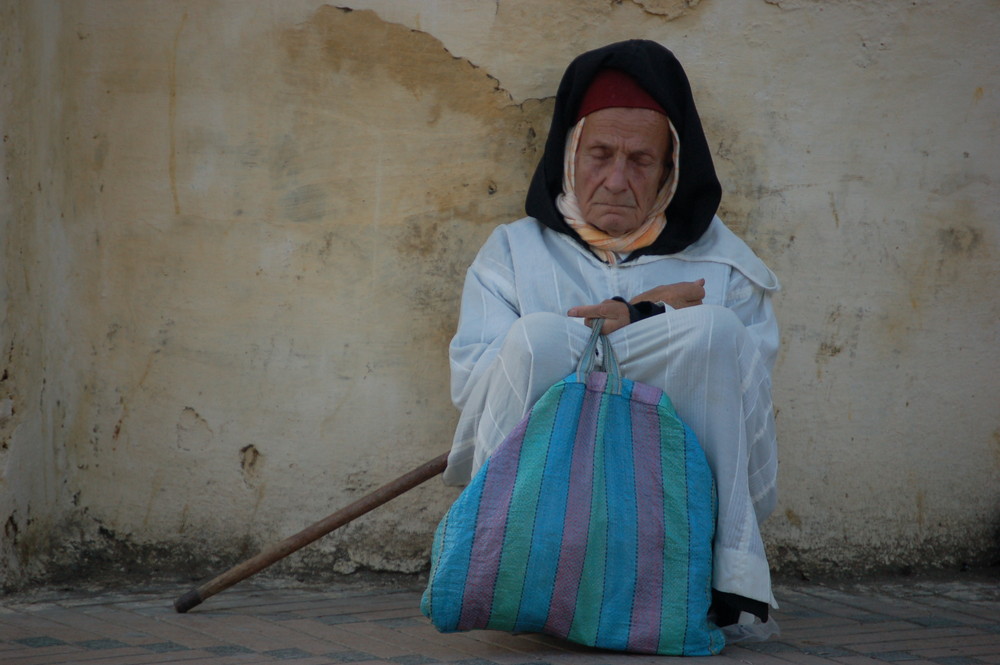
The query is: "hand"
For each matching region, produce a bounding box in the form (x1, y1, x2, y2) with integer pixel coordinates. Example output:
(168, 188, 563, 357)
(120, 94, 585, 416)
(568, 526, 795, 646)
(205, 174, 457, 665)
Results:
(630, 279, 705, 310)
(566, 299, 631, 334)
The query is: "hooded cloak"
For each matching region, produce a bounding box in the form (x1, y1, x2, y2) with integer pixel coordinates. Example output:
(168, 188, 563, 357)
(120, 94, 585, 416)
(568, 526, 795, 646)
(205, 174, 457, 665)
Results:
(525, 39, 720, 259)
(446, 41, 781, 632)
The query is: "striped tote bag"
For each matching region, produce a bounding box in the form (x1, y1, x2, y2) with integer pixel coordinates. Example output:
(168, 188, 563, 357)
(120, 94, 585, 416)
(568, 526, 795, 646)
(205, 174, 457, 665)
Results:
(422, 323, 724, 655)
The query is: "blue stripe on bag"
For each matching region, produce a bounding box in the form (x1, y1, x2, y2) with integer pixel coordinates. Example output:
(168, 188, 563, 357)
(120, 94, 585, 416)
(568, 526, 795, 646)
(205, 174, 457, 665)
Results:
(512, 381, 583, 632)
(421, 471, 486, 630)
(596, 389, 638, 651)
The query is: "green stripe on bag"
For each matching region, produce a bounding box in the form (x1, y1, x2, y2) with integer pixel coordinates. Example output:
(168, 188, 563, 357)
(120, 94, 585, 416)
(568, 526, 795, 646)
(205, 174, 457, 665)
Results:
(486, 384, 564, 632)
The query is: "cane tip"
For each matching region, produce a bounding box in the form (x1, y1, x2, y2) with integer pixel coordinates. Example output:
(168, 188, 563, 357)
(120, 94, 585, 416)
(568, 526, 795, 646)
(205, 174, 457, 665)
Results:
(174, 589, 203, 613)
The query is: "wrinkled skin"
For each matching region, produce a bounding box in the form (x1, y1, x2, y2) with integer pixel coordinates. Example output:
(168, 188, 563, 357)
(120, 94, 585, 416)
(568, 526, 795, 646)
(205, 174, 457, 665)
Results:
(567, 107, 703, 333)
(574, 107, 671, 237)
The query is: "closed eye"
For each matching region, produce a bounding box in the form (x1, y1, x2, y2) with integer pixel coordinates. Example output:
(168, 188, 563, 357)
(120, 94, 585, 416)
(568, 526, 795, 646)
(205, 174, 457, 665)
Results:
(585, 147, 613, 161)
(630, 151, 658, 167)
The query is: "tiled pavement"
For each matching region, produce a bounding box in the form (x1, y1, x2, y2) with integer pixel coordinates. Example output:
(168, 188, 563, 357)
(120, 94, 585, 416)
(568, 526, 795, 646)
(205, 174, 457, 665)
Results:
(1, 572, 997, 665)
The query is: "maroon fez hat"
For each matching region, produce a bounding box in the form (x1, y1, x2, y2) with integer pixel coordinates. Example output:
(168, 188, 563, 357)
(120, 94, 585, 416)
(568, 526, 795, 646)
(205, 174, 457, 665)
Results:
(575, 68, 667, 121)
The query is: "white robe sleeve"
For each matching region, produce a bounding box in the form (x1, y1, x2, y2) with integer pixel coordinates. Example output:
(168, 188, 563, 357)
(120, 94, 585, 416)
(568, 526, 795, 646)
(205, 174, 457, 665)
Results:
(449, 228, 521, 410)
(724, 270, 780, 375)
(723, 269, 779, 523)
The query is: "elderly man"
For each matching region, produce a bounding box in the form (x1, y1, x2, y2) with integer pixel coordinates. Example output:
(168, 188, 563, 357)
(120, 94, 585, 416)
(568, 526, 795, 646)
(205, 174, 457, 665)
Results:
(443, 40, 779, 630)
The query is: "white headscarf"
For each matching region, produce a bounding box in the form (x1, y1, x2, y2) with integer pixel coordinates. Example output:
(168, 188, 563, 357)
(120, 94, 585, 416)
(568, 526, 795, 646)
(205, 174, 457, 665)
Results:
(555, 115, 681, 264)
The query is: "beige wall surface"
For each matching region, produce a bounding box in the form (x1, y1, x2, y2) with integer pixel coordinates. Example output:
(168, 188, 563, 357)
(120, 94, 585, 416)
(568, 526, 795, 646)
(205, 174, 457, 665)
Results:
(1, 0, 997, 588)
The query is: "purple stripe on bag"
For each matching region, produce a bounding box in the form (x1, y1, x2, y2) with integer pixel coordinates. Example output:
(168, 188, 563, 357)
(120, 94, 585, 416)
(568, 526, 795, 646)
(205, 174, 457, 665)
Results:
(459, 416, 529, 629)
(543, 372, 606, 638)
(626, 395, 665, 652)
(629, 380, 662, 406)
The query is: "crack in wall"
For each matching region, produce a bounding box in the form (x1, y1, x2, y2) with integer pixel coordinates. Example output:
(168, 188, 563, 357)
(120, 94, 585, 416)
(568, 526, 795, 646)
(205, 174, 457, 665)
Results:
(624, 0, 702, 20)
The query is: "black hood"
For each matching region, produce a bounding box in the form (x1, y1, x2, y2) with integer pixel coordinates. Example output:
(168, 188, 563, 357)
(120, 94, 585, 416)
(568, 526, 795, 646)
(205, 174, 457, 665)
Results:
(525, 40, 721, 258)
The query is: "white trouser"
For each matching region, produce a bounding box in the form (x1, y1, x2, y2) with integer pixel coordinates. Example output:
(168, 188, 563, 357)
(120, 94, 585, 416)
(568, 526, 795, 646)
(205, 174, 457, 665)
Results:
(445, 305, 778, 606)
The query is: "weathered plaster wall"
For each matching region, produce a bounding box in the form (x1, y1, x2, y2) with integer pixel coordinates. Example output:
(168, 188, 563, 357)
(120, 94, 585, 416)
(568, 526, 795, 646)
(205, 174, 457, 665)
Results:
(1, 0, 997, 588)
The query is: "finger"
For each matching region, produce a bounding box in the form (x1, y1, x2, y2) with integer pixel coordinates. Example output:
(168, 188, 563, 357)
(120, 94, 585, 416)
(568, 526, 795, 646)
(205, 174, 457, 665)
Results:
(568, 300, 625, 320)
(568, 305, 599, 318)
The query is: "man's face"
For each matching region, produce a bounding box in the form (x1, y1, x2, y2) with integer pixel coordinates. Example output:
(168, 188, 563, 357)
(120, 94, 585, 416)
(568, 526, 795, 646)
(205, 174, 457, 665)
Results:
(573, 107, 672, 237)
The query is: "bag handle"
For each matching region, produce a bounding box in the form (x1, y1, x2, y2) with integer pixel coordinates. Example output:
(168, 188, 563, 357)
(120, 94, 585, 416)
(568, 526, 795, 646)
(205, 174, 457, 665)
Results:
(600, 333, 622, 393)
(576, 322, 602, 378)
(576, 321, 623, 394)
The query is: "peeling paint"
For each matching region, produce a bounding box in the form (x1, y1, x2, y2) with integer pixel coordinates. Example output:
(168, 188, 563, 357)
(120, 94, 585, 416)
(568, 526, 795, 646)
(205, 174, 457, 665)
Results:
(625, 0, 702, 20)
(239, 444, 263, 487)
(175, 407, 212, 453)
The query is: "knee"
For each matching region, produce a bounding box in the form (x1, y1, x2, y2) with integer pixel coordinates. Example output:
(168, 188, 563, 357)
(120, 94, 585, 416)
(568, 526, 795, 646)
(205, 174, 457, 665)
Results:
(681, 305, 747, 347)
(493, 313, 584, 395)
(500, 312, 575, 361)
(685, 303, 741, 328)
(618, 305, 748, 371)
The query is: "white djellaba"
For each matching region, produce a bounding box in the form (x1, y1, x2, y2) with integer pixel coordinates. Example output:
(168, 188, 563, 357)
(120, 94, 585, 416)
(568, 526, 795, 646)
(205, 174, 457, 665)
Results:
(445, 215, 781, 640)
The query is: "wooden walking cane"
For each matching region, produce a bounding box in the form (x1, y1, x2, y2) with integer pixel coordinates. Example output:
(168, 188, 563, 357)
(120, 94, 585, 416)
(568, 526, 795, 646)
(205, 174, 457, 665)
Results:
(173, 451, 449, 613)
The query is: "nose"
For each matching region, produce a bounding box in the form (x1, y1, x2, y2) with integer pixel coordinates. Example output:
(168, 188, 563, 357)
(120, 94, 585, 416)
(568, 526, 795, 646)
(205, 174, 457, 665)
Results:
(603, 156, 629, 193)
